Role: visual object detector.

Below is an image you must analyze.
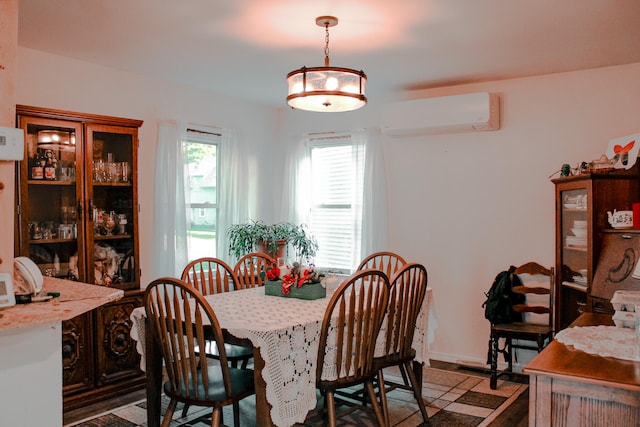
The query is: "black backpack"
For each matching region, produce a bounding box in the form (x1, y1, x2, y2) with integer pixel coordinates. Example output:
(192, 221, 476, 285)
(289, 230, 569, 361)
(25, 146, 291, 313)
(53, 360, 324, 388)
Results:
(482, 265, 526, 324)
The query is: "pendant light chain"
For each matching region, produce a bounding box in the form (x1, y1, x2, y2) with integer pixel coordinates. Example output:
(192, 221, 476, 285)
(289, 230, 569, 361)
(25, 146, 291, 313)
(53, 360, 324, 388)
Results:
(324, 22, 331, 67)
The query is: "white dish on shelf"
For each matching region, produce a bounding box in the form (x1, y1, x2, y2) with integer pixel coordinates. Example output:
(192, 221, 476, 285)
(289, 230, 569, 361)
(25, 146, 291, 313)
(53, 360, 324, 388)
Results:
(571, 227, 587, 238)
(572, 275, 587, 284)
(566, 236, 586, 245)
(563, 203, 579, 209)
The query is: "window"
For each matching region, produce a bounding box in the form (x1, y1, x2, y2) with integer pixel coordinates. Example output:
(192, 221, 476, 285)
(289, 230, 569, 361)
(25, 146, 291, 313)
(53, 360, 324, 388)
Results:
(183, 131, 219, 260)
(308, 135, 364, 272)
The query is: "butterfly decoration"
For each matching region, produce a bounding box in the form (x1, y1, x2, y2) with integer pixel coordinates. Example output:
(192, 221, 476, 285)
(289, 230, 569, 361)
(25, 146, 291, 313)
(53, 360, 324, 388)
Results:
(613, 140, 635, 155)
(607, 134, 640, 170)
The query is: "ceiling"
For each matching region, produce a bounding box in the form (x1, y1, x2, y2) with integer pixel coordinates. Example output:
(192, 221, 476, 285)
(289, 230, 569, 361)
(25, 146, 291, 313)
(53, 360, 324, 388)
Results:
(17, 0, 640, 108)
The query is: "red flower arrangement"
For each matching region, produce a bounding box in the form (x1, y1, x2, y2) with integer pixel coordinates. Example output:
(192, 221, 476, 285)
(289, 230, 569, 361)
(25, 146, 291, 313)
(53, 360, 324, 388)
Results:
(261, 262, 324, 295)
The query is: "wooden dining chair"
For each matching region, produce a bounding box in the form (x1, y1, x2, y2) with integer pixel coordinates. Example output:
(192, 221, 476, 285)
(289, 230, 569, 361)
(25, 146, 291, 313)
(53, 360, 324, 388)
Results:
(144, 277, 255, 427)
(233, 252, 275, 289)
(316, 269, 390, 427)
(488, 261, 555, 389)
(374, 263, 430, 426)
(356, 251, 410, 396)
(357, 251, 407, 279)
(180, 257, 254, 417)
(180, 257, 253, 369)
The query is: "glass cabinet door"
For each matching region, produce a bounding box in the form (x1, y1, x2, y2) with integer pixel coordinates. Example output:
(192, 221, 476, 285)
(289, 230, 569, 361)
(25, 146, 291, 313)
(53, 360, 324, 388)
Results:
(17, 117, 86, 281)
(85, 124, 138, 290)
(559, 187, 589, 290)
(556, 183, 590, 330)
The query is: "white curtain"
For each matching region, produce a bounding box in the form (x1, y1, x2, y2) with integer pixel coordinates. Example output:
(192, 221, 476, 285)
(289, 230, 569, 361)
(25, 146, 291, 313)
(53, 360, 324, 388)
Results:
(357, 127, 389, 256)
(153, 123, 249, 276)
(153, 121, 188, 278)
(217, 128, 252, 261)
(281, 132, 311, 225)
(281, 127, 389, 270)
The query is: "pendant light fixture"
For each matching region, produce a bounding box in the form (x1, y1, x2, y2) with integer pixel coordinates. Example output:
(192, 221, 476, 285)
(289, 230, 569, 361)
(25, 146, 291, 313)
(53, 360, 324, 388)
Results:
(286, 16, 367, 112)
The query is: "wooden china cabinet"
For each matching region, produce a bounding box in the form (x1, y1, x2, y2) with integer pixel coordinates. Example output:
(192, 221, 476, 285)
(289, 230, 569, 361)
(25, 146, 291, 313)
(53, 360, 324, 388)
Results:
(14, 105, 145, 411)
(553, 167, 639, 330)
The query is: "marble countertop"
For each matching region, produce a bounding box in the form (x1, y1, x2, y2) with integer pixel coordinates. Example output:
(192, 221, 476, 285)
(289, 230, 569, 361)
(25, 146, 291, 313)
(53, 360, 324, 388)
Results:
(0, 276, 124, 330)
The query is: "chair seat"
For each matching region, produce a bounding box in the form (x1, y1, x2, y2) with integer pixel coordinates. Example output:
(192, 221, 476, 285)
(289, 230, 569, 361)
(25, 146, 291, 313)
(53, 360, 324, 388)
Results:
(492, 322, 552, 337)
(373, 348, 416, 370)
(164, 366, 255, 404)
(205, 342, 254, 360)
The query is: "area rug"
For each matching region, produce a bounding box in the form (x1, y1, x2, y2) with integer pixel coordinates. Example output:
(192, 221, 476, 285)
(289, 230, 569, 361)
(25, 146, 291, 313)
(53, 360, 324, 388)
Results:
(65, 366, 528, 427)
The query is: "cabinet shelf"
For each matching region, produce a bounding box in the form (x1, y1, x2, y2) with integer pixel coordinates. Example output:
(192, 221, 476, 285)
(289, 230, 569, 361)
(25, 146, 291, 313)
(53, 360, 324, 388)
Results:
(563, 245, 587, 252)
(93, 182, 132, 187)
(30, 238, 76, 244)
(94, 234, 132, 241)
(27, 180, 76, 186)
(561, 281, 588, 292)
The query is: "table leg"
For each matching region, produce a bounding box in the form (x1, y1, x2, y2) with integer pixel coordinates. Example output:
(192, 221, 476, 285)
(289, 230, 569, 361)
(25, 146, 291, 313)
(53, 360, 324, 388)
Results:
(253, 346, 275, 427)
(146, 317, 162, 427)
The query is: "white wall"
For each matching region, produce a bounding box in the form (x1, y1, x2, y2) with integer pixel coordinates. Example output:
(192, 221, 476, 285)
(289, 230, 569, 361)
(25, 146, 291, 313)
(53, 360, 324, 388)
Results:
(282, 63, 640, 365)
(0, 0, 18, 274)
(15, 46, 640, 366)
(16, 47, 279, 285)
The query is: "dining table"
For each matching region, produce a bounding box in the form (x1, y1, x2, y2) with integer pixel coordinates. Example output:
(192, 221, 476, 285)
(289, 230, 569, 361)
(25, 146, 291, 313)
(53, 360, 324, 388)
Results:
(130, 284, 435, 427)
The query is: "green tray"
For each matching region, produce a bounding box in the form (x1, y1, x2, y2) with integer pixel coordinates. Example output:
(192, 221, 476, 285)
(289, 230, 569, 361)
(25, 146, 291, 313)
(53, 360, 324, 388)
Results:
(264, 280, 326, 300)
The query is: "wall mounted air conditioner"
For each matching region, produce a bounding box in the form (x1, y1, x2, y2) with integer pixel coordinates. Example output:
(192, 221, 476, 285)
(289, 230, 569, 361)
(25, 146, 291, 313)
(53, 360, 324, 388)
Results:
(380, 92, 500, 136)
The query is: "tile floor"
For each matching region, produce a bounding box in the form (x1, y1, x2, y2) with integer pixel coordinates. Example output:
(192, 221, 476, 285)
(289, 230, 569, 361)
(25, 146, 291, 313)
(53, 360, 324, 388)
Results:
(67, 366, 527, 427)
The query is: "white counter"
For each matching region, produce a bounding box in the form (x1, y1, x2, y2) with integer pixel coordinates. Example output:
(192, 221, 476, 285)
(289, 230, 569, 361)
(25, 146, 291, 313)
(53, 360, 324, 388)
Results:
(0, 277, 123, 426)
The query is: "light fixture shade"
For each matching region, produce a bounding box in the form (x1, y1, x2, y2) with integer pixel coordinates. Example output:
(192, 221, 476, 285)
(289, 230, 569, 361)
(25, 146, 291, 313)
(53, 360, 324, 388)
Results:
(286, 66, 367, 112)
(37, 130, 76, 151)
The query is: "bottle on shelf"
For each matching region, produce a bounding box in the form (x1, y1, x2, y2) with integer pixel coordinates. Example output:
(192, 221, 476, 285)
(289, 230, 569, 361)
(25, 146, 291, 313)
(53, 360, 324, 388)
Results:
(31, 151, 44, 180)
(43, 149, 57, 180)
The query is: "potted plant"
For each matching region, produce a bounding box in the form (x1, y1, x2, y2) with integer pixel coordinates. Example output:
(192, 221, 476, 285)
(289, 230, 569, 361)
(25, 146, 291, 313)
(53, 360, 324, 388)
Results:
(227, 220, 318, 261)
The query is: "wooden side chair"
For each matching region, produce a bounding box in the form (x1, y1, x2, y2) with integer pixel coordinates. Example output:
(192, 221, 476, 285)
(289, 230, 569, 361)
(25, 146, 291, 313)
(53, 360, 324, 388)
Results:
(488, 261, 555, 389)
(357, 251, 407, 279)
(316, 269, 390, 427)
(180, 257, 253, 369)
(182, 257, 239, 294)
(144, 277, 255, 427)
(233, 252, 275, 289)
(356, 252, 411, 395)
(375, 263, 430, 426)
(180, 257, 254, 417)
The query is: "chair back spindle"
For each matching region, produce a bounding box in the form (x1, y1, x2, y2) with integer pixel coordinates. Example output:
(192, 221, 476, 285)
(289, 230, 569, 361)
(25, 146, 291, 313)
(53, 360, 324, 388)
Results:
(357, 251, 407, 279)
(233, 253, 275, 289)
(181, 257, 238, 295)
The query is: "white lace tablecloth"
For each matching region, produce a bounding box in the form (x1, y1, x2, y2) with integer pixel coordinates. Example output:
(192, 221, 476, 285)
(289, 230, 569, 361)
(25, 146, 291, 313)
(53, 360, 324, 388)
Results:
(555, 325, 638, 362)
(130, 286, 435, 427)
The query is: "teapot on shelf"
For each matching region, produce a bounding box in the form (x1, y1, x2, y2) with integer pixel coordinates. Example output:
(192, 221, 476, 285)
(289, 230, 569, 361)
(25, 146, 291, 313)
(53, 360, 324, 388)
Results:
(607, 209, 633, 229)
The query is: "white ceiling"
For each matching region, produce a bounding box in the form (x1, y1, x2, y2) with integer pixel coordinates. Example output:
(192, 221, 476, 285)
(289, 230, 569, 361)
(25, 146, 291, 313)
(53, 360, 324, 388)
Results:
(17, 0, 640, 108)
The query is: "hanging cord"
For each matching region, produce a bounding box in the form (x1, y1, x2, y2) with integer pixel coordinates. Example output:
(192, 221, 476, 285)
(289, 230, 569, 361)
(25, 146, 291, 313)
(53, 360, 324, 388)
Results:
(324, 22, 331, 67)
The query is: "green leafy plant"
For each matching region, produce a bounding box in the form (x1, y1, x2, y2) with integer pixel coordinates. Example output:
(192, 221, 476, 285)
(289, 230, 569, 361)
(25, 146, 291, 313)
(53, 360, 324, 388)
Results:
(227, 220, 318, 261)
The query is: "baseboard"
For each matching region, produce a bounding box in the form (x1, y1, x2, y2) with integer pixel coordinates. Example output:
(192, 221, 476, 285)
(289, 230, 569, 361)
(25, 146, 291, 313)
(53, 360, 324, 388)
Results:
(428, 351, 519, 372)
